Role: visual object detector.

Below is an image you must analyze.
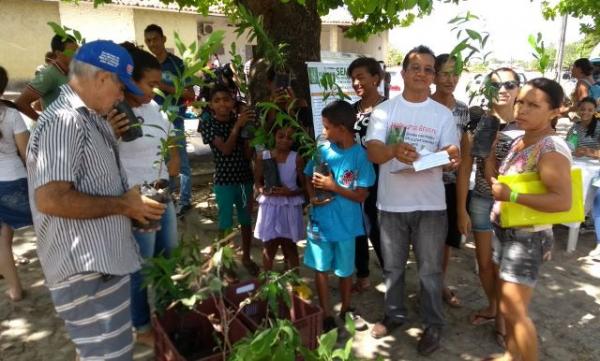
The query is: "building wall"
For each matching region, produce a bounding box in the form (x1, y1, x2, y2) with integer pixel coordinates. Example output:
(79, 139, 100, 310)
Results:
(320, 27, 331, 51)
(321, 24, 388, 61)
(59, 2, 135, 44)
(0, 0, 61, 87)
(339, 31, 388, 61)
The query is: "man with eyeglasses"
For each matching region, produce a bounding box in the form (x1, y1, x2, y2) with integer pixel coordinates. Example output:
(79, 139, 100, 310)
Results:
(365, 45, 460, 355)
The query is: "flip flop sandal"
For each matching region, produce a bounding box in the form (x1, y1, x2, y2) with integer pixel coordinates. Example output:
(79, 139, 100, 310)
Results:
(469, 312, 496, 325)
(443, 289, 462, 308)
(495, 330, 507, 349)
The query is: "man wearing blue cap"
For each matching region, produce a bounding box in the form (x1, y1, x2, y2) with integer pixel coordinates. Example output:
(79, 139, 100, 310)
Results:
(27, 40, 166, 361)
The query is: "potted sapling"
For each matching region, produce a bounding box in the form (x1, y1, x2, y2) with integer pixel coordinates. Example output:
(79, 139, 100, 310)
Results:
(448, 12, 500, 158)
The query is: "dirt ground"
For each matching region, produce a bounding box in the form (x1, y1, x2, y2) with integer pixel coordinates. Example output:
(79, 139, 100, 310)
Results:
(1, 184, 599, 361)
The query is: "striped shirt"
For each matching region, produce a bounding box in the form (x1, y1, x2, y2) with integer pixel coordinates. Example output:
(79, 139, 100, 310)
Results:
(27, 84, 141, 286)
(565, 122, 600, 149)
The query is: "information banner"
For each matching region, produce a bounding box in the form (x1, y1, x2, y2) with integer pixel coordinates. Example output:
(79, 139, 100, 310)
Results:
(306, 61, 360, 137)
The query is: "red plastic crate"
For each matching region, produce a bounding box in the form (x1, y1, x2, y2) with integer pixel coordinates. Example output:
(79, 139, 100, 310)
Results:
(224, 280, 323, 350)
(152, 296, 250, 361)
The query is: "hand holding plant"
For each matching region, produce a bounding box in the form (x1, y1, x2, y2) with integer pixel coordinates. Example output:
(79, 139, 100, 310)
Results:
(270, 186, 294, 197)
(237, 108, 256, 127)
(120, 186, 166, 224)
(312, 172, 337, 192)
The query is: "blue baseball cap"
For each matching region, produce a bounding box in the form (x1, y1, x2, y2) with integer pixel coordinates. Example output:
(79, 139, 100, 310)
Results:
(74, 40, 143, 96)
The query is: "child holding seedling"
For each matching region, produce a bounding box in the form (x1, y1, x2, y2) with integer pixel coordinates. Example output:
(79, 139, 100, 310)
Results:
(253, 124, 305, 271)
(304, 100, 375, 332)
(198, 84, 259, 276)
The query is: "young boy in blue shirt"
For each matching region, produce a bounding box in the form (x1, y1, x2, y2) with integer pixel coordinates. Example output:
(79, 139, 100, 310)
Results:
(304, 100, 376, 331)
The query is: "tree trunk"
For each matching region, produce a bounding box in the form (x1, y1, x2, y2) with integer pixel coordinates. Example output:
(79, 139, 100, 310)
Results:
(238, 0, 321, 105)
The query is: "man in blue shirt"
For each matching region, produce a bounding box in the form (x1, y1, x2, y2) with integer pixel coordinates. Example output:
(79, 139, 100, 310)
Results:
(144, 24, 195, 216)
(304, 100, 375, 333)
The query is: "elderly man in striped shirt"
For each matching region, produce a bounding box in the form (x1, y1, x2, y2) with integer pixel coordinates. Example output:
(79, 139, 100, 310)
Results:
(27, 40, 166, 361)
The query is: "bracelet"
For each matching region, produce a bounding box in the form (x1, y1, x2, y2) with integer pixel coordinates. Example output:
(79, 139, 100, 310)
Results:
(509, 191, 519, 203)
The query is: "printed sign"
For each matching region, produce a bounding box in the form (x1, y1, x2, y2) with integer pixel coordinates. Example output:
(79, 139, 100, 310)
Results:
(306, 61, 360, 137)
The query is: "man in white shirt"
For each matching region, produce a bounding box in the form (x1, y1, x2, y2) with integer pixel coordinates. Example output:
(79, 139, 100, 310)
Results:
(365, 45, 460, 355)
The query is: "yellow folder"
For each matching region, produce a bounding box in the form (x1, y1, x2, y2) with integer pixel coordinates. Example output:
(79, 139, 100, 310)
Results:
(498, 168, 584, 228)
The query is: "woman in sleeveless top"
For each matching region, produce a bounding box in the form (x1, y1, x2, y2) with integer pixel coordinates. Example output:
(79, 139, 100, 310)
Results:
(487, 78, 571, 361)
(571, 58, 595, 104)
(457, 67, 523, 345)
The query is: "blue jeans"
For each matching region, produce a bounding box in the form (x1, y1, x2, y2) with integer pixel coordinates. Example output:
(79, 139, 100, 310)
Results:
(130, 201, 178, 330)
(170, 118, 192, 206)
(593, 187, 600, 245)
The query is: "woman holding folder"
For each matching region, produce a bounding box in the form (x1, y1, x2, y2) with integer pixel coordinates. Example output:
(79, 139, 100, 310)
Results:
(486, 78, 572, 361)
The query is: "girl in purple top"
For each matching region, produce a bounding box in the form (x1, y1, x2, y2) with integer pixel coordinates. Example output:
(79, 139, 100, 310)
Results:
(254, 125, 306, 271)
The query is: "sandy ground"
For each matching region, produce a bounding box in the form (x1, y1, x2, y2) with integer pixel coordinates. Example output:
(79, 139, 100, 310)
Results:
(1, 184, 600, 361)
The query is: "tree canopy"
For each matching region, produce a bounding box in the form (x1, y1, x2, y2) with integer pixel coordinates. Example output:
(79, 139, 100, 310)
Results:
(542, 0, 600, 36)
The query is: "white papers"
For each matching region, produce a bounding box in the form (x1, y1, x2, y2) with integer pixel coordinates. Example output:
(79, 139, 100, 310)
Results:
(389, 149, 450, 173)
(413, 150, 450, 172)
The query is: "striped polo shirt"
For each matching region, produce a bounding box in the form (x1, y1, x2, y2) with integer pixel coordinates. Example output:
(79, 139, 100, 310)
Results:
(565, 121, 600, 149)
(27, 84, 141, 286)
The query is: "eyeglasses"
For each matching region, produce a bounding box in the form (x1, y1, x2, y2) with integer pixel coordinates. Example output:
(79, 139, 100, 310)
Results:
(407, 64, 435, 76)
(490, 80, 519, 90)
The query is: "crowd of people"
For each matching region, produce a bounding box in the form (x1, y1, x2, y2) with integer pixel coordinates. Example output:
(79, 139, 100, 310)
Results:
(1, 21, 599, 361)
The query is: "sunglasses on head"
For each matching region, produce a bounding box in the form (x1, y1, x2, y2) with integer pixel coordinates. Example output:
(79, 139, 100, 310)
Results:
(490, 80, 519, 90)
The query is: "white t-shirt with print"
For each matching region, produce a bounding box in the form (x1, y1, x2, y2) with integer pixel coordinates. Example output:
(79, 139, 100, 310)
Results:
(0, 107, 28, 181)
(119, 101, 172, 186)
(365, 95, 460, 212)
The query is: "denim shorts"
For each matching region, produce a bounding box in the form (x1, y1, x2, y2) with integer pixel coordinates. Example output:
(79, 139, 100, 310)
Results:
(469, 194, 493, 232)
(492, 225, 553, 288)
(0, 178, 33, 229)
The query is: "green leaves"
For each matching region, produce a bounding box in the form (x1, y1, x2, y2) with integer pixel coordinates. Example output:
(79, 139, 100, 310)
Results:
(542, 0, 600, 36)
(47, 21, 86, 56)
(528, 32, 551, 75)
(228, 319, 302, 361)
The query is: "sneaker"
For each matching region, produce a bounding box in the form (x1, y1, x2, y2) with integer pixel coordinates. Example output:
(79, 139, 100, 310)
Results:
(370, 316, 404, 339)
(176, 203, 192, 217)
(417, 326, 442, 356)
(323, 316, 337, 333)
(340, 308, 368, 331)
